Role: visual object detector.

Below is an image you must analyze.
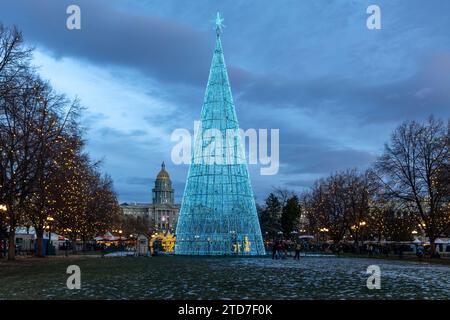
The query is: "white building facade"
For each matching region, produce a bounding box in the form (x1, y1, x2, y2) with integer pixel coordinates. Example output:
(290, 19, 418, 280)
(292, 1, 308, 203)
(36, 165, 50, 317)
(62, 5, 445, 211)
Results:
(120, 162, 180, 231)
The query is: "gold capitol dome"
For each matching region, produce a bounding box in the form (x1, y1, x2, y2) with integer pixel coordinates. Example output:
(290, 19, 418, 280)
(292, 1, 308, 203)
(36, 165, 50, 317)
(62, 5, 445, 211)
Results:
(156, 161, 170, 180)
(153, 161, 174, 205)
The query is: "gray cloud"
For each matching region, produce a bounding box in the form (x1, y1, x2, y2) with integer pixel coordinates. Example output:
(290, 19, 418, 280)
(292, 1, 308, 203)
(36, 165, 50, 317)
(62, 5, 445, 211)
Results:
(236, 53, 450, 124)
(283, 146, 377, 175)
(2, 0, 450, 203)
(2, 0, 211, 85)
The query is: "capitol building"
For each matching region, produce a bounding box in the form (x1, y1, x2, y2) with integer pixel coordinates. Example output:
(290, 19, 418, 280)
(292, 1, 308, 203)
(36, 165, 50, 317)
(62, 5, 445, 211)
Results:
(120, 162, 180, 231)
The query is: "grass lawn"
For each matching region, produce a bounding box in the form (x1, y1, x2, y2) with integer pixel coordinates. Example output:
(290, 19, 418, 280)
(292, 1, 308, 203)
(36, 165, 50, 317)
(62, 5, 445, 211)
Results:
(1, 255, 449, 300)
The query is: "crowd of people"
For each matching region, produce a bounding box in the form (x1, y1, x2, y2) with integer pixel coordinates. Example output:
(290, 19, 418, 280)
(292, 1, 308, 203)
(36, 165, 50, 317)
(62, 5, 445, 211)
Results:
(269, 240, 304, 260)
(267, 239, 440, 260)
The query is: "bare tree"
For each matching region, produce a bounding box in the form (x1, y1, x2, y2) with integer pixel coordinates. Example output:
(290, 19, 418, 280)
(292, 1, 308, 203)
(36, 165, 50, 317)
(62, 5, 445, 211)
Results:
(83, 172, 121, 242)
(306, 175, 348, 244)
(375, 117, 449, 255)
(23, 77, 80, 257)
(118, 214, 152, 237)
(0, 25, 34, 260)
(272, 187, 294, 207)
(0, 74, 42, 260)
(52, 152, 120, 251)
(344, 170, 371, 248)
(1, 24, 119, 259)
(304, 170, 372, 246)
(0, 24, 32, 81)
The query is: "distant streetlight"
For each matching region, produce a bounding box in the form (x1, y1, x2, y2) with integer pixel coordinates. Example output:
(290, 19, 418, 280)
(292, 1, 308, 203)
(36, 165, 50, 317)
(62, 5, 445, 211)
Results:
(0, 204, 7, 212)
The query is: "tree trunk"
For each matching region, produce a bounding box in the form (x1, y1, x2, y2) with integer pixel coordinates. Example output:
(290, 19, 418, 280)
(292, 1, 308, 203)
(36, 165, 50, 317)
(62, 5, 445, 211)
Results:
(1, 240, 6, 258)
(429, 238, 436, 256)
(36, 228, 44, 257)
(353, 232, 359, 253)
(8, 230, 15, 260)
(82, 236, 86, 253)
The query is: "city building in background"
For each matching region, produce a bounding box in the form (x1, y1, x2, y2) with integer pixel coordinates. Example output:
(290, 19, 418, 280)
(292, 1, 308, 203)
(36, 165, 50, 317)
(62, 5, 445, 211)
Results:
(120, 162, 180, 231)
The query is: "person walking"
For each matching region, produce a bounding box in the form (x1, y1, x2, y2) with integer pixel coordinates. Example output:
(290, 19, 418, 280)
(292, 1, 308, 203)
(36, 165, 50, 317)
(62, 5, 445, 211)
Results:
(276, 240, 283, 259)
(294, 242, 301, 260)
(416, 245, 424, 261)
(280, 241, 287, 259)
(271, 240, 277, 259)
(368, 244, 373, 257)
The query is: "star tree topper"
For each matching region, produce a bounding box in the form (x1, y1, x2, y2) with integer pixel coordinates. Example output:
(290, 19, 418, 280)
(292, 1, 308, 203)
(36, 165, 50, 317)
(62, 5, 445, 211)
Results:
(214, 12, 225, 36)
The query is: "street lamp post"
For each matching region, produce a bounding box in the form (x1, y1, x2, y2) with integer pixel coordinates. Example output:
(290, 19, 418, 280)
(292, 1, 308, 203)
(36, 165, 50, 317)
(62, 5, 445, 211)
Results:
(291, 230, 298, 241)
(277, 231, 283, 240)
(359, 221, 367, 247)
(318, 228, 329, 250)
(118, 230, 123, 251)
(0, 205, 7, 257)
(46, 216, 54, 256)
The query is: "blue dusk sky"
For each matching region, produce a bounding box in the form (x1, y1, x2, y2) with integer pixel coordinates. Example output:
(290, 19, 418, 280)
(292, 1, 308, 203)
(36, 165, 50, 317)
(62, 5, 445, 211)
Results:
(1, 0, 449, 203)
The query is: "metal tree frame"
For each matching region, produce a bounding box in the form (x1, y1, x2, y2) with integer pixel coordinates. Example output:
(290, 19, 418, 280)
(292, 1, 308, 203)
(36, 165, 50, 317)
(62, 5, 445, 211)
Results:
(175, 13, 265, 256)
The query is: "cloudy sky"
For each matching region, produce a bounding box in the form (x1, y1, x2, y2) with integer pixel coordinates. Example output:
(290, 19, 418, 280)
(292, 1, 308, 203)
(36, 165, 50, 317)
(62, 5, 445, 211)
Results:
(2, 0, 449, 203)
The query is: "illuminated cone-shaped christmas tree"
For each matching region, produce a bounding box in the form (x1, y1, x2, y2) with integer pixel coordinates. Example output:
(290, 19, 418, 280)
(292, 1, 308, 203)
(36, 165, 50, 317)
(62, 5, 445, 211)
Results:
(175, 13, 265, 255)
